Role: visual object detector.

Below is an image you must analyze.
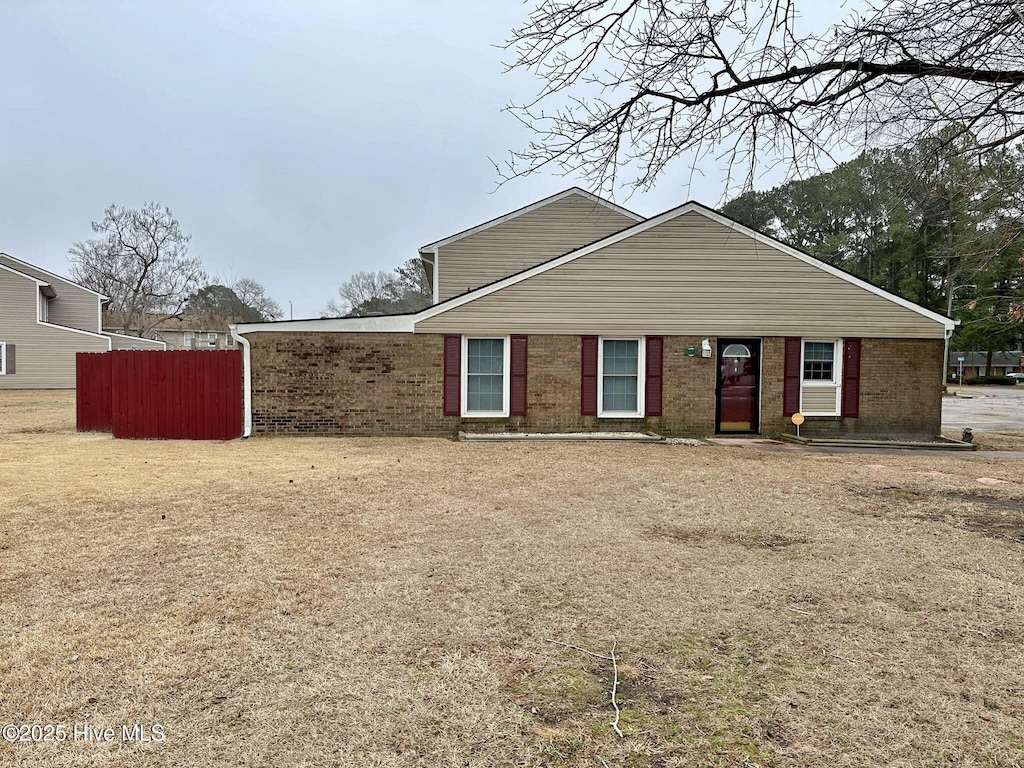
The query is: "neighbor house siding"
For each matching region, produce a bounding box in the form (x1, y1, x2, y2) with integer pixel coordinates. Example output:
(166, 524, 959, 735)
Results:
(0, 269, 109, 389)
(435, 192, 638, 301)
(247, 332, 942, 438)
(0, 255, 101, 333)
(105, 333, 166, 350)
(418, 212, 944, 339)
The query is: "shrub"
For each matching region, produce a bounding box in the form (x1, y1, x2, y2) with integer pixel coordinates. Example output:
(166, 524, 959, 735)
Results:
(963, 375, 1018, 385)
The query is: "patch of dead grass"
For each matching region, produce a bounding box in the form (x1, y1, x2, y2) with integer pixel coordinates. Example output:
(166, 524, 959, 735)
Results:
(0, 392, 1022, 767)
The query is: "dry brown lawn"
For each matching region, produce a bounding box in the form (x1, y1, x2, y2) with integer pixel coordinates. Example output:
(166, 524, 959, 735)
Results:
(1, 391, 1023, 767)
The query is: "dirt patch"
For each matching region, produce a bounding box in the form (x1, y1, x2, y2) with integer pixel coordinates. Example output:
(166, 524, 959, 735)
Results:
(864, 486, 1024, 544)
(646, 524, 809, 551)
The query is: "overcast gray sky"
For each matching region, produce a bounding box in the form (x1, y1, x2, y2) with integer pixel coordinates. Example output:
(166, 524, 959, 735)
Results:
(1, 1, 828, 318)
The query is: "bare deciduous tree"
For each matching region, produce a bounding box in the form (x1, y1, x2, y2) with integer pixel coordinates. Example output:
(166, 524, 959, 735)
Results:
(502, 0, 1024, 193)
(232, 278, 283, 321)
(323, 259, 432, 317)
(69, 203, 206, 337)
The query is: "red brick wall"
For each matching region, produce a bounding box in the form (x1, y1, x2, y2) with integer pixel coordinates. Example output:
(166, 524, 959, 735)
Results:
(248, 332, 943, 438)
(249, 332, 455, 435)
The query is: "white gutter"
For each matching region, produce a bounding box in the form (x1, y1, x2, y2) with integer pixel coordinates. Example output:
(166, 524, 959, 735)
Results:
(230, 325, 252, 438)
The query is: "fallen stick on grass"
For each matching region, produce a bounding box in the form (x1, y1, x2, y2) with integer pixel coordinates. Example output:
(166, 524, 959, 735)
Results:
(787, 606, 815, 616)
(609, 640, 624, 738)
(545, 638, 617, 661)
(545, 638, 625, 738)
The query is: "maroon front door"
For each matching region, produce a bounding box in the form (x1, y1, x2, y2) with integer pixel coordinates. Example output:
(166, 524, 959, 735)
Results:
(716, 339, 760, 433)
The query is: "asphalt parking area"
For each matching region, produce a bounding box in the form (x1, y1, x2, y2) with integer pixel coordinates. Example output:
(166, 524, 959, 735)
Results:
(943, 385, 1024, 431)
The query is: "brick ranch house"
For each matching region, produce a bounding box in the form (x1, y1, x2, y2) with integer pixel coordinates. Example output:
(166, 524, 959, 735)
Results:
(232, 188, 955, 439)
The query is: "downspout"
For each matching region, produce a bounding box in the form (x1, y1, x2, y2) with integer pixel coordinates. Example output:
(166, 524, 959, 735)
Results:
(942, 323, 956, 393)
(230, 324, 252, 438)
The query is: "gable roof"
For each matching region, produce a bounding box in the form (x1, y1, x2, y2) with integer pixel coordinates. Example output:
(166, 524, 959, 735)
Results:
(417, 187, 644, 254)
(237, 198, 955, 335)
(413, 200, 956, 331)
(0, 253, 108, 299)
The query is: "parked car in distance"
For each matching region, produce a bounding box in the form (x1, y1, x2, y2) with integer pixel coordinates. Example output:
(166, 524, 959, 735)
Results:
(1006, 372, 1024, 383)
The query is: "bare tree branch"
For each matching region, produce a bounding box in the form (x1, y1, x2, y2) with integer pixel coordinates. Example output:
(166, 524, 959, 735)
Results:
(68, 203, 206, 337)
(502, 0, 1024, 194)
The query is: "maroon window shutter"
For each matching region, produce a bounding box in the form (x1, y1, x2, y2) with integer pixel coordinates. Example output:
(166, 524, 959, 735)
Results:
(510, 335, 528, 416)
(5, 344, 14, 375)
(783, 337, 801, 416)
(842, 338, 861, 418)
(442, 335, 461, 416)
(645, 336, 663, 416)
(581, 335, 598, 416)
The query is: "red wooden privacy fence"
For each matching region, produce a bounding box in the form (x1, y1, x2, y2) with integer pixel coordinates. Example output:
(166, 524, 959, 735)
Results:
(77, 350, 242, 440)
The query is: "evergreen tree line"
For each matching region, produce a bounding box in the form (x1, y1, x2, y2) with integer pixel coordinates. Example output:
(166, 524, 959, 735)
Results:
(721, 131, 1024, 362)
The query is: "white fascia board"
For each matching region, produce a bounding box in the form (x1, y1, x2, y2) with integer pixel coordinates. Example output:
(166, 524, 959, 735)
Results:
(0, 253, 108, 299)
(417, 187, 644, 253)
(102, 331, 167, 349)
(235, 314, 416, 334)
(40, 320, 113, 344)
(413, 202, 955, 332)
(0, 261, 48, 287)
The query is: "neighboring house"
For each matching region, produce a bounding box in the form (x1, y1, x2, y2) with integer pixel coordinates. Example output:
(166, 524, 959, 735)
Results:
(0, 253, 165, 389)
(105, 315, 237, 350)
(235, 188, 955, 439)
(948, 351, 1023, 379)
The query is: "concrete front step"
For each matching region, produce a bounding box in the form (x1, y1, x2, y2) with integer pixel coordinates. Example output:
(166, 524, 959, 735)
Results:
(459, 431, 665, 442)
(778, 433, 977, 451)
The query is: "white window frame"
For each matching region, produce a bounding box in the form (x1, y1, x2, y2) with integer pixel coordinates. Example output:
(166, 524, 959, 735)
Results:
(208, 332, 218, 346)
(800, 339, 843, 416)
(461, 335, 510, 418)
(183, 331, 194, 348)
(0, 343, 6, 375)
(597, 336, 646, 418)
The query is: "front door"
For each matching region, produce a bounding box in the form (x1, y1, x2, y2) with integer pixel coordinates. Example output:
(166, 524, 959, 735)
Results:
(716, 339, 760, 433)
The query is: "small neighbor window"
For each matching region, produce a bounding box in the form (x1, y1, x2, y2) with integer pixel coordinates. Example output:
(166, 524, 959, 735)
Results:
(803, 341, 836, 382)
(183, 331, 194, 348)
(208, 332, 218, 346)
(599, 338, 644, 417)
(462, 337, 509, 417)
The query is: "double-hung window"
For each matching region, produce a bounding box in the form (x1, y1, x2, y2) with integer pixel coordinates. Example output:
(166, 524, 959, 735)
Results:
(462, 337, 509, 417)
(598, 338, 644, 417)
(183, 331, 194, 348)
(800, 340, 842, 416)
(0, 343, 6, 375)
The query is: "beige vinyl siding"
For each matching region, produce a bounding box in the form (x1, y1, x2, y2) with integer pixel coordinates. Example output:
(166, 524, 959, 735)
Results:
(801, 386, 839, 414)
(436, 192, 638, 301)
(0, 269, 109, 389)
(0, 255, 102, 332)
(418, 212, 945, 339)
